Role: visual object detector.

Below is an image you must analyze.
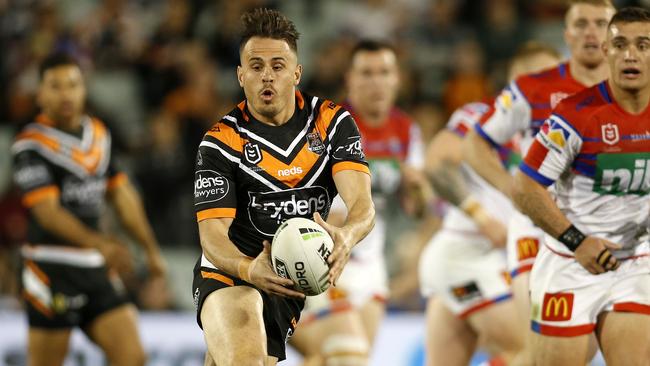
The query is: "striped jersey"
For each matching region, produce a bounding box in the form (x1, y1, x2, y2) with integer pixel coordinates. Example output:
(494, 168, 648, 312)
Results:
(521, 81, 650, 258)
(194, 91, 369, 258)
(11, 114, 125, 249)
(476, 63, 587, 156)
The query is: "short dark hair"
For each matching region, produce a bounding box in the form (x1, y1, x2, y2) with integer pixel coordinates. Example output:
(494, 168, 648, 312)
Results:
(39, 53, 80, 80)
(349, 39, 396, 61)
(609, 7, 650, 27)
(239, 8, 300, 54)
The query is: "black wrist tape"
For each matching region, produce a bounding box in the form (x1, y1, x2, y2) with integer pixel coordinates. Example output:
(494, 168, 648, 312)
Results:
(558, 224, 586, 252)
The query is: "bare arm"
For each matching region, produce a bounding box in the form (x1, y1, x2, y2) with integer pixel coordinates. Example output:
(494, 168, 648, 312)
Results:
(462, 129, 514, 198)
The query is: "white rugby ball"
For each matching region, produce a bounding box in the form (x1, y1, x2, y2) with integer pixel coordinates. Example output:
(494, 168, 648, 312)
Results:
(271, 217, 333, 296)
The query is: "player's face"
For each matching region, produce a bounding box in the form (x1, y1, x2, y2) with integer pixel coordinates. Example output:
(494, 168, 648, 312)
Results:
(347, 49, 399, 117)
(238, 37, 302, 123)
(605, 22, 650, 92)
(38, 65, 86, 123)
(508, 52, 560, 81)
(564, 4, 615, 68)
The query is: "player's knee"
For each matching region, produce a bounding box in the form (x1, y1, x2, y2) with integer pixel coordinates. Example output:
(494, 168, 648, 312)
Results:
(109, 343, 147, 366)
(321, 335, 369, 366)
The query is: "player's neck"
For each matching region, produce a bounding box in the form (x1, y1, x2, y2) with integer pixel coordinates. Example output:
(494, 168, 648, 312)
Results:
(569, 59, 609, 87)
(348, 98, 388, 127)
(250, 97, 296, 127)
(609, 83, 650, 115)
(47, 113, 83, 134)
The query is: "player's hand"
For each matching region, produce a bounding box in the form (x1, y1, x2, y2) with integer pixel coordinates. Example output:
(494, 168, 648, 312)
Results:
(249, 241, 305, 299)
(96, 237, 132, 274)
(314, 212, 353, 287)
(574, 236, 621, 274)
(145, 250, 167, 279)
(476, 217, 507, 248)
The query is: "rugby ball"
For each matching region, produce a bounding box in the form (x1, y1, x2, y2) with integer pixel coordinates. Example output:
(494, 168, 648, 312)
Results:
(271, 217, 333, 296)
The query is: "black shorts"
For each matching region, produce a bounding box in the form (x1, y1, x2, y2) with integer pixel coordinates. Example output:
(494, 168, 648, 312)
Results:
(22, 260, 129, 329)
(192, 260, 304, 361)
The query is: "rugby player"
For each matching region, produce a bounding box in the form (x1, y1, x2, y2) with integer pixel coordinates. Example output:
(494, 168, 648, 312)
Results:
(512, 7, 650, 365)
(191, 9, 375, 365)
(420, 42, 560, 366)
(11, 53, 167, 366)
(290, 40, 425, 366)
(462, 0, 615, 361)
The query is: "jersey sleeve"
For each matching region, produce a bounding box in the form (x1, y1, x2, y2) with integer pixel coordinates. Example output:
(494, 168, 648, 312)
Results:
(405, 122, 425, 169)
(475, 81, 532, 147)
(105, 134, 128, 191)
(329, 114, 370, 176)
(519, 114, 582, 186)
(194, 131, 239, 222)
(12, 150, 60, 208)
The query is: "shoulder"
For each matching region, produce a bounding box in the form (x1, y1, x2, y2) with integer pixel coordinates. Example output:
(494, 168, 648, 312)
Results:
(552, 83, 607, 130)
(513, 64, 568, 101)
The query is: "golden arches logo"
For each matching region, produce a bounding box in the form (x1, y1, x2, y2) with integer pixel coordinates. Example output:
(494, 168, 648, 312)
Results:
(517, 238, 539, 261)
(542, 293, 573, 321)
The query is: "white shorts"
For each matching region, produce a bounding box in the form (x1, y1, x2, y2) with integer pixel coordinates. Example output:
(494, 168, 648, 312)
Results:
(419, 230, 512, 318)
(530, 240, 650, 337)
(301, 254, 388, 325)
(506, 211, 545, 278)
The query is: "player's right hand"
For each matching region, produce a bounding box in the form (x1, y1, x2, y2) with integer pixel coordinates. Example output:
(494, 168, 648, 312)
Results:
(96, 237, 134, 275)
(248, 241, 305, 300)
(575, 236, 621, 274)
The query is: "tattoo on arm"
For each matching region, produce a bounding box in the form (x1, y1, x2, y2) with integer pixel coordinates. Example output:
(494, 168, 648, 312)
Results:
(428, 159, 469, 206)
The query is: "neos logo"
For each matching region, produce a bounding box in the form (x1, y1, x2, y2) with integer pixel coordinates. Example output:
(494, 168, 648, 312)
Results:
(248, 186, 330, 236)
(194, 170, 229, 204)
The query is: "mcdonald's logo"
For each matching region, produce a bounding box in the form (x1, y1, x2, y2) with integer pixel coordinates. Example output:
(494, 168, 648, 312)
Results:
(542, 293, 574, 321)
(517, 237, 539, 261)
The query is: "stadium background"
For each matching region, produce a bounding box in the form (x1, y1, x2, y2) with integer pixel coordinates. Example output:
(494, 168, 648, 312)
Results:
(0, 0, 645, 365)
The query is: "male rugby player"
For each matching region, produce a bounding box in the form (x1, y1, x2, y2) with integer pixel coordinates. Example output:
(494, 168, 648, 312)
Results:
(191, 8, 375, 365)
(513, 7, 650, 365)
(462, 0, 615, 361)
(290, 40, 425, 366)
(12, 53, 166, 366)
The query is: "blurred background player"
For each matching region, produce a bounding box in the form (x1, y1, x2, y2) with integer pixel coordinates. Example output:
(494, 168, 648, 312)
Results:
(419, 42, 560, 366)
(513, 7, 650, 365)
(11, 53, 166, 366)
(290, 39, 426, 366)
(463, 0, 615, 362)
(191, 9, 375, 366)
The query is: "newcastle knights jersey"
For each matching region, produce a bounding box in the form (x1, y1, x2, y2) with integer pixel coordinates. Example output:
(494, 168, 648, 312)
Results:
(194, 91, 370, 258)
(11, 114, 125, 247)
(521, 81, 650, 258)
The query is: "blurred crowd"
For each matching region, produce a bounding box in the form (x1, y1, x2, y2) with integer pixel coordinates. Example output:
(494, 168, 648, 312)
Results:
(0, 0, 647, 311)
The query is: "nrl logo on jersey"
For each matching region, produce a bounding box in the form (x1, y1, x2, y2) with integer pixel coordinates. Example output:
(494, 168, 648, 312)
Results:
(244, 142, 262, 164)
(601, 123, 619, 145)
(306, 133, 325, 155)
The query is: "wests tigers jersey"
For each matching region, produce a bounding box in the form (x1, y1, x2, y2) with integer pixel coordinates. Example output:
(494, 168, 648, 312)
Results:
(11, 114, 125, 249)
(194, 91, 369, 258)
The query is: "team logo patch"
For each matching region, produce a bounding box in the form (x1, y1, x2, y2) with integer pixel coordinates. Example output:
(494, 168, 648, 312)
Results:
(244, 142, 262, 164)
(602, 123, 620, 145)
(451, 281, 482, 303)
(516, 237, 539, 261)
(333, 136, 364, 160)
(306, 132, 326, 155)
(550, 92, 570, 109)
(540, 119, 570, 149)
(194, 170, 229, 204)
(542, 293, 574, 321)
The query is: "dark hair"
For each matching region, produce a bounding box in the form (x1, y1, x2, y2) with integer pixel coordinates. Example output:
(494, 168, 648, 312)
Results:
(512, 41, 561, 61)
(609, 7, 650, 27)
(39, 53, 80, 80)
(349, 39, 396, 61)
(239, 8, 300, 54)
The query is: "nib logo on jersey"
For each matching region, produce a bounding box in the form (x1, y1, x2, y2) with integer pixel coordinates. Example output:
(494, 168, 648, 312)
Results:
(593, 153, 650, 195)
(194, 170, 229, 204)
(248, 186, 330, 236)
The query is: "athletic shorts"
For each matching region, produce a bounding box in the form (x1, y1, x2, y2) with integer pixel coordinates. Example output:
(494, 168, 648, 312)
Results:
(530, 240, 650, 337)
(22, 259, 128, 329)
(419, 230, 512, 318)
(506, 211, 545, 278)
(192, 256, 303, 361)
(301, 253, 388, 325)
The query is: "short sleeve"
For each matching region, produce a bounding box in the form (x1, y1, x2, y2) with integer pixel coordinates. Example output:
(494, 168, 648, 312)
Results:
(329, 114, 370, 176)
(519, 114, 582, 186)
(194, 136, 238, 222)
(476, 81, 532, 147)
(106, 142, 128, 191)
(12, 150, 60, 208)
(405, 123, 425, 169)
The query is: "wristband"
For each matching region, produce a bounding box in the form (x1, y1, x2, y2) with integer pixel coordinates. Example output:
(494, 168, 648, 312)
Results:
(237, 258, 253, 282)
(460, 196, 490, 225)
(558, 224, 586, 252)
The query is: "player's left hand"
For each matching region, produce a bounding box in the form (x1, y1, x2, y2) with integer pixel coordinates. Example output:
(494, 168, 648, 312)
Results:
(146, 250, 167, 279)
(575, 236, 621, 274)
(314, 212, 353, 287)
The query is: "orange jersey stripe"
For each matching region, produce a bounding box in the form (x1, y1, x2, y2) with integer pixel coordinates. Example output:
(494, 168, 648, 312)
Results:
(23, 185, 60, 207)
(196, 208, 237, 222)
(25, 260, 50, 286)
(205, 123, 244, 152)
(201, 270, 234, 286)
(16, 131, 60, 152)
(332, 161, 370, 176)
(23, 290, 53, 318)
(107, 172, 128, 190)
(257, 144, 322, 187)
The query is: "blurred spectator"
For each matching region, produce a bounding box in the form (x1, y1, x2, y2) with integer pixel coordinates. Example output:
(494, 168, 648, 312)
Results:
(442, 39, 492, 116)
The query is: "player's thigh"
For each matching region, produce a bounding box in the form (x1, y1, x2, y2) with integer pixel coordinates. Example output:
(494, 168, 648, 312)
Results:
(424, 297, 477, 366)
(530, 331, 591, 366)
(85, 303, 146, 366)
(358, 299, 386, 343)
(597, 311, 650, 366)
(467, 299, 524, 355)
(28, 328, 72, 366)
(511, 272, 531, 332)
(200, 286, 267, 362)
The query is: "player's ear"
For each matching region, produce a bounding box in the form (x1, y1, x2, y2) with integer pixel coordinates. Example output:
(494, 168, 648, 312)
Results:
(237, 65, 244, 87)
(294, 64, 302, 86)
